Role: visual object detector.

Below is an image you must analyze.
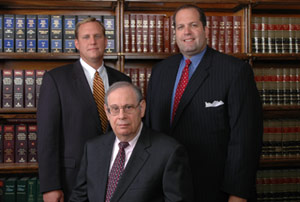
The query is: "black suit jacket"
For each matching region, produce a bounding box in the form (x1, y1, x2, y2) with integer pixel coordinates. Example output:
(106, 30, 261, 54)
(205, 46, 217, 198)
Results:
(69, 125, 194, 202)
(146, 47, 263, 202)
(37, 61, 131, 200)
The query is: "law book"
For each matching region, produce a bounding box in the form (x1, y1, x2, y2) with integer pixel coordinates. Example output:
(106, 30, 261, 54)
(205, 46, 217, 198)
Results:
(35, 70, 45, 107)
(51, 15, 63, 53)
(0, 125, 3, 163)
(206, 16, 212, 48)
(37, 15, 50, 53)
(26, 15, 37, 53)
(162, 16, 170, 53)
(15, 14, 26, 53)
(268, 17, 276, 54)
(218, 16, 225, 53)
(3, 125, 15, 163)
(28, 125, 38, 163)
(142, 14, 149, 53)
(130, 68, 139, 87)
(103, 15, 116, 53)
(146, 67, 152, 87)
(294, 17, 300, 53)
(0, 15, 3, 52)
(4, 14, 15, 53)
(262, 67, 270, 106)
(282, 68, 290, 105)
(37, 179, 43, 202)
(130, 14, 137, 52)
(274, 17, 283, 54)
(251, 16, 262, 53)
(224, 16, 233, 54)
(296, 67, 300, 105)
(77, 15, 89, 23)
(288, 17, 296, 54)
(136, 14, 143, 53)
(124, 14, 131, 53)
(17, 177, 29, 202)
(25, 70, 36, 108)
(281, 17, 290, 54)
(14, 69, 24, 108)
(148, 14, 156, 53)
(2, 69, 13, 108)
(253, 68, 263, 101)
(27, 177, 37, 202)
(276, 67, 284, 105)
(4, 177, 17, 202)
(233, 15, 242, 53)
(268, 67, 277, 105)
(63, 15, 76, 53)
(261, 16, 269, 53)
(211, 16, 220, 51)
(15, 124, 28, 163)
(156, 14, 164, 53)
(139, 68, 146, 98)
(170, 16, 178, 53)
(289, 67, 297, 105)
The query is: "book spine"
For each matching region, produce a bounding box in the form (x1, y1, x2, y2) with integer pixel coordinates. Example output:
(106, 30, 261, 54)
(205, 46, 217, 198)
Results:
(15, 15, 26, 53)
(17, 177, 29, 202)
(4, 14, 15, 53)
(14, 69, 24, 108)
(0, 125, 3, 163)
(268, 17, 276, 54)
(163, 16, 170, 53)
(130, 14, 137, 53)
(156, 15, 164, 53)
(206, 16, 212, 48)
(282, 17, 290, 54)
(142, 14, 149, 53)
(26, 15, 37, 53)
(295, 17, 300, 53)
(224, 15, 233, 54)
(148, 14, 156, 53)
(136, 14, 143, 53)
(274, 17, 283, 54)
(218, 16, 225, 53)
(15, 124, 28, 163)
(2, 69, 13, 108)
(261, 16, 269, 53)
(28, 125, 38, 163)
(103, 15, 116, 53)
(211, 16, 220, 51)
(63, 15, 76, 53)
(288, 17, 296, 54)
(35, 70, 45, 108)
(4, 177, 17, 202)
(252, 16, 262, 53)
(3, 125, 15, 163)
(27, 177, 37, 202)
(38, 15, 50, 53)
(139, 68, 146, 98)
(51, 15, 63, 53)
(124, 14, 131, 53)
(0, 15, 2, 52)
(233, 15, 242, 53)
(169, 16, 178, 53)
(25, 70, 36, 108)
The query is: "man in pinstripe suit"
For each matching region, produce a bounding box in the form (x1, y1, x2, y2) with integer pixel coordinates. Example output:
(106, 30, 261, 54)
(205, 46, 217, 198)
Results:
(146, 4, 263, 202)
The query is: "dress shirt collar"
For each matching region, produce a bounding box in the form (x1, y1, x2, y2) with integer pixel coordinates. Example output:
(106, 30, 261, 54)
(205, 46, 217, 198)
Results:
(80, 58, 105, 77)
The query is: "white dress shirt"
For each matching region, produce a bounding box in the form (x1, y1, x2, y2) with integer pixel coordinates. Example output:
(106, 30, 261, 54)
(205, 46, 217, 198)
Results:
(109, 123, 143, 173)
(80, 58, 109, 92)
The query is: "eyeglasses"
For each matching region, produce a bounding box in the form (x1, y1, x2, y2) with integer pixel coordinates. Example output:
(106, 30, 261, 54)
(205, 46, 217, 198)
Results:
(107, 103, 141, 116)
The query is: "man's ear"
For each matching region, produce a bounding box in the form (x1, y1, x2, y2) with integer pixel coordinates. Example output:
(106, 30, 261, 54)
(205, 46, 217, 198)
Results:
(140, 100, 146, 118)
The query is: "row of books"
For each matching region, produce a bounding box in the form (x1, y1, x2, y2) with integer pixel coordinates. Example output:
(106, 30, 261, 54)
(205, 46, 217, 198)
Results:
(0, 69, 45, 109)
(251, 16, 300, 54)
(124, 14, 242, 54)
(262, 119, 300, 160)
(124, 67, 152, 98)
(0, 124, 38, 164)
(253, 67, 300, 106)
(256, 168, 300, 201)
(0, 177, 42, 202)
(0, 14, 116, 53)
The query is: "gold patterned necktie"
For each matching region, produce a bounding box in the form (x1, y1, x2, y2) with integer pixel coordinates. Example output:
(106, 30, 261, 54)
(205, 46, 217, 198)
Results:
(93, 71, 108, 132)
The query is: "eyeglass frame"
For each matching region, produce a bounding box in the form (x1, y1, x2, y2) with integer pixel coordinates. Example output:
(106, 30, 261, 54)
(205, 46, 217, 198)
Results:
(106, 101, 142, 116)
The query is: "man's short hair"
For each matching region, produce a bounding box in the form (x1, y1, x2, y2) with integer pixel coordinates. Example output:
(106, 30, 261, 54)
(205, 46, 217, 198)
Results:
(173, 4, 207, 28)
(75, 17, 106, 39)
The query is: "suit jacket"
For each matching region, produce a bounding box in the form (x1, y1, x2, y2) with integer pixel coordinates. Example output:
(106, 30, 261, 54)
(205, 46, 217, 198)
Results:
(37, 60, 131, 201)
(146, 47, 263, 202)
(69, 125, 194, 202)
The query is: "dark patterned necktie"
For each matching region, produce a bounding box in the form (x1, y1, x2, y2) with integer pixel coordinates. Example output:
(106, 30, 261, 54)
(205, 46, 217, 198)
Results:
(93, 71, 108, 132)
(172, 59, 191, 122)
(105, 142, 129, 202)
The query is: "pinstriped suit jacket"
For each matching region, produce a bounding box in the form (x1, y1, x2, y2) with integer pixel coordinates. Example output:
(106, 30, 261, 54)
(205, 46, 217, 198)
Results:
(146, 46, 263, 202)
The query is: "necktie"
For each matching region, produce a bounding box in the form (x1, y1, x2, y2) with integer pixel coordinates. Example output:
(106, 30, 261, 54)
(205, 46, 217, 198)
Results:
(172, 59, 191, 122)
(93, 71, 108, 132)
(105, 142, 129, 202)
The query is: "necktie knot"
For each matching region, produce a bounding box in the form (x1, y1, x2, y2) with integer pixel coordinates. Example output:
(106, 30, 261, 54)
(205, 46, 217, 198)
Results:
(185, 59, 191, 66)
(119, 142, 129, 150)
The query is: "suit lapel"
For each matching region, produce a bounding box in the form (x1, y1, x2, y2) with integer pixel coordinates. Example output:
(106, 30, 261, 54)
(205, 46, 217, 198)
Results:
(95, 133, 115, 201)
(111, 126, 151, 202)
(72, 61, 102, 133)
(171, 48, 212, 129)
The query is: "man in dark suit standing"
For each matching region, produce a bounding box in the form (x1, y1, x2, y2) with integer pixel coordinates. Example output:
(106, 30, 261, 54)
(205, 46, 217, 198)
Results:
(37, 18, 130, 202)
(69, 81, 194, 202)
(146, 4, 263, 202)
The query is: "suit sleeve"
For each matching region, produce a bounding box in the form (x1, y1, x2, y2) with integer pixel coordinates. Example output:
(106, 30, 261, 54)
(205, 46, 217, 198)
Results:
(163, 145, 195, 202)
(37, 72, 62, 193)
(69, 144, 89, 202)
(221, 62, 263, 199)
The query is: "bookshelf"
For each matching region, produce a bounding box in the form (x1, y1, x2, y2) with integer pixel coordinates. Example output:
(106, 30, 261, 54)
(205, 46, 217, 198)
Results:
(0, 0, 299, 200)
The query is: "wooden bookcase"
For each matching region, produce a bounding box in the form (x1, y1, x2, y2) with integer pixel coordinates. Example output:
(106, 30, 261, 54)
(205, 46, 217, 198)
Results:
(0, 0, 299, 189)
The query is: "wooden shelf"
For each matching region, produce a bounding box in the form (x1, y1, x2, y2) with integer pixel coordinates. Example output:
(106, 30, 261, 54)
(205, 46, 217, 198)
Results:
(251, 53, 300, 61)
(263, 106, 300, 118)
(0, 163, 38, 174)
(251, 0, 300, 12)
(260, 158, 300, 168)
